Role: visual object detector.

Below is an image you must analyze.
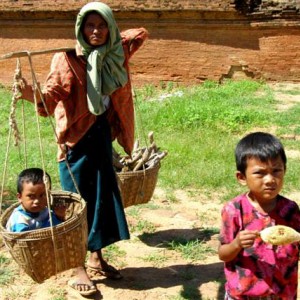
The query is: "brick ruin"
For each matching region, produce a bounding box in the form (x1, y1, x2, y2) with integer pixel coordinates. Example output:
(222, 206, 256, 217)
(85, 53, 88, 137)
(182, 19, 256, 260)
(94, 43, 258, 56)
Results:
(0, 0, 299, 87)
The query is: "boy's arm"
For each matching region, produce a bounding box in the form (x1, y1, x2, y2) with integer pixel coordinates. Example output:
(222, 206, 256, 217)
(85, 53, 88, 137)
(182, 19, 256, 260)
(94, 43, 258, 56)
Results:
(218, 230, 258, 262)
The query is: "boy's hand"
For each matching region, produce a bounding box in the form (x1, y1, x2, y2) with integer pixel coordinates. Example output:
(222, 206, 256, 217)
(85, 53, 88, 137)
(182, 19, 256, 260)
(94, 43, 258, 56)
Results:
(53, 204, 69, 221)
(235, 229, 259, 249)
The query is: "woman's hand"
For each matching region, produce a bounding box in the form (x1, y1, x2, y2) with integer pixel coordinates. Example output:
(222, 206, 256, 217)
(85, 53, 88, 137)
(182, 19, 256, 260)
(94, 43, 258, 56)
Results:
(16, 78, 36, 103)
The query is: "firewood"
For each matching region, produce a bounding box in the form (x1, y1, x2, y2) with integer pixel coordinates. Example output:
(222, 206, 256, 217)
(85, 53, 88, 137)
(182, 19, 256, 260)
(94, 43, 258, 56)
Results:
(133, 145, 153, 171)
(113, 132, 167, 173)
(133, 139, 140, 153)
(126, 151, 142, 168)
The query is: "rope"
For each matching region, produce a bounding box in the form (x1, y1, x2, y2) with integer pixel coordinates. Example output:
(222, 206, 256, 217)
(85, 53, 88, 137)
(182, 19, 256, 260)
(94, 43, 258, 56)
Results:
(24, 55, 81, 196)
(0, 59, 24, 214)
(0, 51, 83, 281)
(10, 59, 22, 147)
(26, 52, 60, 277)
(25, 52, 82, 277)
(21, 99, 28, 168)
(131, 85, 148, 198)
(132, 86, 149, 150)
(0, 125, 13, 215)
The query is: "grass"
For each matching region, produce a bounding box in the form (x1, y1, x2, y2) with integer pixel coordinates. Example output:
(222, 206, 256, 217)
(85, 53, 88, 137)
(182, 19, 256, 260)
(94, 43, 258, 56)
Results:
(134, 80, 300, 201)
(139, 251, 169, 267)
(0, 253, 15, 285)
(129, 219, 157, 234)
(167, 239, 216, 261)
(1, 80, 300, 204)
(101, 243, 127, 268)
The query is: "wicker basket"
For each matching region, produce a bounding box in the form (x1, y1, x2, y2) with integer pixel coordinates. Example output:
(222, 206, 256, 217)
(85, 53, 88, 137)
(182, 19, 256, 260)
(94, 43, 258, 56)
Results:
(117, 162, 160, 208)
(0, 191, 88, 283)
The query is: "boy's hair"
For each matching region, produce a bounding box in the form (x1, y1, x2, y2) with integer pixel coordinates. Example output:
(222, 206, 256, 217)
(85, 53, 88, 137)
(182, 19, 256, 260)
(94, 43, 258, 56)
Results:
(17, 168, 51, 194)
(235, 132, 287, 175)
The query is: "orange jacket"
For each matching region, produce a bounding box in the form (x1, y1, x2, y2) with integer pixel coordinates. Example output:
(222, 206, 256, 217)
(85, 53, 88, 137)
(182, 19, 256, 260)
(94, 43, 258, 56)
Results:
(38, 28, 148, 160)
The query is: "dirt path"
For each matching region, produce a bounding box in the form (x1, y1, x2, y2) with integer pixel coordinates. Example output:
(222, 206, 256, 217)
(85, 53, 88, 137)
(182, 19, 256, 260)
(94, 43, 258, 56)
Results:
(0, 187, 225, 300)
(2, 188, 300, 300)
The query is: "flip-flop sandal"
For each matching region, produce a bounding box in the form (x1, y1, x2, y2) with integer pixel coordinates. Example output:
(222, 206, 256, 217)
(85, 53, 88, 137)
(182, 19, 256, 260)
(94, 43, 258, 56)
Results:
(86, 264, 123, 280)
(68, 279, 97, 296)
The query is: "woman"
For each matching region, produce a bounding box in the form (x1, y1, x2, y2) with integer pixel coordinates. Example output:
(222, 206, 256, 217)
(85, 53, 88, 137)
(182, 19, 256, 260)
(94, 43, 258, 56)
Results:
(20, 2, 148, 296)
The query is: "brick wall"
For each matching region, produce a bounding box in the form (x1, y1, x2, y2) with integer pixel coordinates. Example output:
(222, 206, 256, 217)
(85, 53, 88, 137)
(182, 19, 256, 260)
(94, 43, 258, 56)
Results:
(0, 1, 236, 11)
(0, 1, 299, 87)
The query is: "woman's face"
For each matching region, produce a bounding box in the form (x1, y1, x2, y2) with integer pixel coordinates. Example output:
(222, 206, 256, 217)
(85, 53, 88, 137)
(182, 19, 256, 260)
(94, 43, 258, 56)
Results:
(83, 12, 109, 46)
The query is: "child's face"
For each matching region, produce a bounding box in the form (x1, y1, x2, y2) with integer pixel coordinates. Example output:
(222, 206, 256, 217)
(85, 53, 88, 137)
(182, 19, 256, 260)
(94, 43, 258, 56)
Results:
(17, 182, 48, 213)
(236, 156, 285, 204)
(83, 13, 109, 47)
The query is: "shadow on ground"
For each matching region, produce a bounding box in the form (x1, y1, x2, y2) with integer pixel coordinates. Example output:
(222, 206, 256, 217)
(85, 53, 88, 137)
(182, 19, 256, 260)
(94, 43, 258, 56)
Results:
(138, 227, 219, 248)
(94, 263, 225, 300)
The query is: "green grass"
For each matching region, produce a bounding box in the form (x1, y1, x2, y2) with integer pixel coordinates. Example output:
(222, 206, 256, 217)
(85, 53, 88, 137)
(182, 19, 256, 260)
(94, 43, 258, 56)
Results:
(134, 80, 300, 201)
(167, 238, 216, 261)
(101, 243, 127, 268)
(1, 79, 300, 204)
(139, 251, 169, 267)
(129, 219, 156, 233)
(0, 253, 16, 285)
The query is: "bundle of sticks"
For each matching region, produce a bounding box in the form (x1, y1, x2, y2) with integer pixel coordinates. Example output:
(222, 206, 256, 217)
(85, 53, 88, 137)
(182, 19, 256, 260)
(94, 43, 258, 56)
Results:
(113, 131, 168, 172)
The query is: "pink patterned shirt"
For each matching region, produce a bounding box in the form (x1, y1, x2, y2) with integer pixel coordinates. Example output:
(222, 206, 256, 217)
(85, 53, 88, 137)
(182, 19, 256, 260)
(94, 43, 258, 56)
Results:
(219, 194, 300, 299)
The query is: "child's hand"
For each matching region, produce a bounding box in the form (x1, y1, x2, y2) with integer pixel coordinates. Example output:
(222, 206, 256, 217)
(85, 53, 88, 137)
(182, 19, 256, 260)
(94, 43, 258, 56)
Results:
(236, 229, 259, 249)
(53, 204, 68, 221)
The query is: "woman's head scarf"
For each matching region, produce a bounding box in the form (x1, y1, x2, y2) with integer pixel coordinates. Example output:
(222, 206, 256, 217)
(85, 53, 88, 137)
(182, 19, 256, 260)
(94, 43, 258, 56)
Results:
(75, 2, 128, 115)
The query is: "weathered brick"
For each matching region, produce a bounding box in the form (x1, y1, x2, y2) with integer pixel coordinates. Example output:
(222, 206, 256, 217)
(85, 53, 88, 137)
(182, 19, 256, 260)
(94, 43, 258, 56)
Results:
(0, 1, 299, 87)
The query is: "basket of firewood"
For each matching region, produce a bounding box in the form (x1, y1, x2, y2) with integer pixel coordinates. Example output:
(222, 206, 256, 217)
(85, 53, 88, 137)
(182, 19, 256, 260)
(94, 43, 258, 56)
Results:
(113, 132, 167, 208)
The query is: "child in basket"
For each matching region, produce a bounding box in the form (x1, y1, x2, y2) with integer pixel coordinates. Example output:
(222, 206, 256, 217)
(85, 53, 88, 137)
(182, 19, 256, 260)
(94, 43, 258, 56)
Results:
(218, 132, 300, 300)
(6, 168, 66, 232)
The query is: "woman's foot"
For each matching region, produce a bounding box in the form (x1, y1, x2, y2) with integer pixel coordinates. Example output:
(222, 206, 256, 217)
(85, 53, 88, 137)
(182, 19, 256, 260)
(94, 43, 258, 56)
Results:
(86, 263, 123, 280)
(87, 250, 123, 280)
(68, 266, 98, 296)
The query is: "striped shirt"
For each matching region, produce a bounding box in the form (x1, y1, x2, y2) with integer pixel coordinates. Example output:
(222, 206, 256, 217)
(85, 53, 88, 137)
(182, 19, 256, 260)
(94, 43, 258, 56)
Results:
(6, 205, 61, 232)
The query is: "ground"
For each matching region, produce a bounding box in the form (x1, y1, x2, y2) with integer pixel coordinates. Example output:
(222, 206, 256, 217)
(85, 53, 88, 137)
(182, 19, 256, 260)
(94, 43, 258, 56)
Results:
(0, 187, 225, 300)
(0, 82, 300, 300)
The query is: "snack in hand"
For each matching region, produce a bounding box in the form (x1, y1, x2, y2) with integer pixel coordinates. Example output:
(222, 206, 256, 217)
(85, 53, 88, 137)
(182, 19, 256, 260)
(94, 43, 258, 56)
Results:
(260, 225, 300, 245)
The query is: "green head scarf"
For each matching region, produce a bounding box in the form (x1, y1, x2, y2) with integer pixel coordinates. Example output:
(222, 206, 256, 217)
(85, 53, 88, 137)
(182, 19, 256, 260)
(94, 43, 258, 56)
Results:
(75, 2, 128, 115)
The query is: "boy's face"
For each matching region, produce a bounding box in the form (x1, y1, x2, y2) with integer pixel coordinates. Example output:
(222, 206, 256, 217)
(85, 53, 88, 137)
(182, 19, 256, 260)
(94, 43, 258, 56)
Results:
(17, 182, 48, 213)
(236, 156, 285, 204)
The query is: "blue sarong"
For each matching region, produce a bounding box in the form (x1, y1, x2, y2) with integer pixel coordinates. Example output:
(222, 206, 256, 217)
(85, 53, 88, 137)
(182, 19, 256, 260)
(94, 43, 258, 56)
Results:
(59, 113, 130, 251)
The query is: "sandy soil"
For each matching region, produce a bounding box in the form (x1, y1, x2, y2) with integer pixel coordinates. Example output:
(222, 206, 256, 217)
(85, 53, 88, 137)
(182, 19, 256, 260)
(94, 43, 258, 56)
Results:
(0, 187, 225, 300)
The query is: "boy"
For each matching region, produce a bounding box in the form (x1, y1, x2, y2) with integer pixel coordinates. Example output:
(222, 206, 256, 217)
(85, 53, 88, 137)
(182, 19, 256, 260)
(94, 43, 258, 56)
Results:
(218, 132, 300, 299)
(6, 168, 66, 232)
